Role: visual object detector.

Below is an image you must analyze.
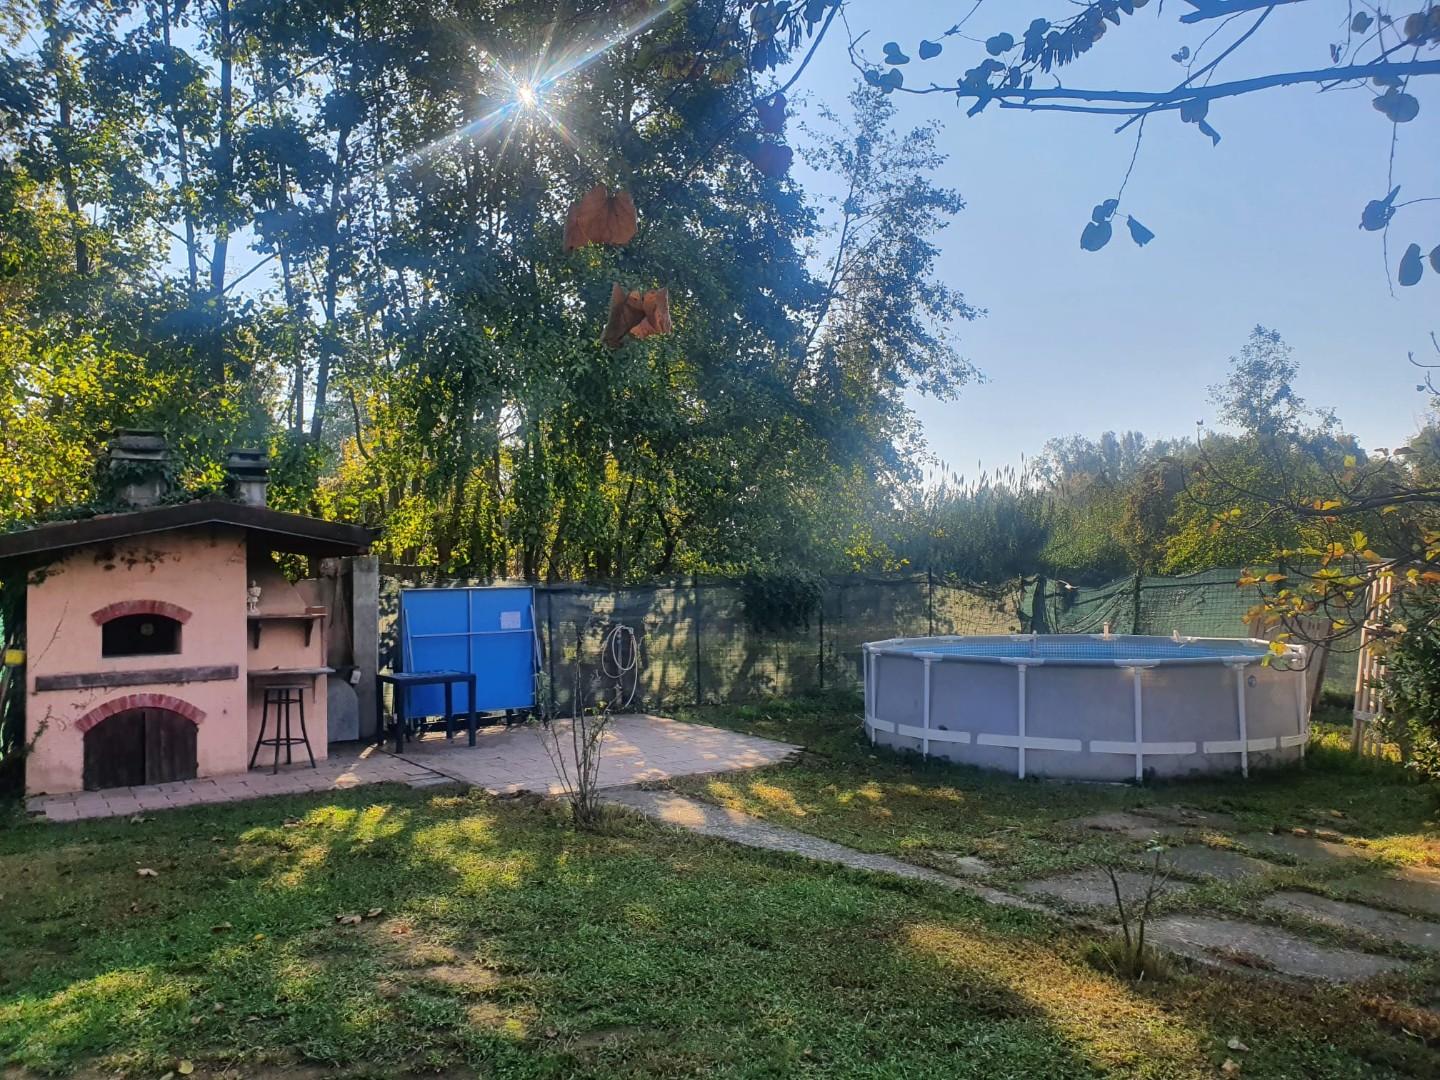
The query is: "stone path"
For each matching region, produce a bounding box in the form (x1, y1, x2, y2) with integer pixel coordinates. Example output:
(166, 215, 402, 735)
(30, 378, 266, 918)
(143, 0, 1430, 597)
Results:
(1146, 914, 1410, 982)
(602, 786, 1048, 914)
(1019, 868, 1191, 910)
(1262, 891, 1440, 954)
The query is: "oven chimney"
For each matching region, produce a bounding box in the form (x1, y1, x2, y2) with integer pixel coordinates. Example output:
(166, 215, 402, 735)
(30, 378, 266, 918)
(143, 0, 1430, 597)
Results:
(225, 449, 270, 507)
(105, 430, 172, 508)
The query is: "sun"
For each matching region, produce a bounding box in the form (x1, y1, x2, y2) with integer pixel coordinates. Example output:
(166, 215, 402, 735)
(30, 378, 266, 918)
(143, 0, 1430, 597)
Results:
(516, 83, 538, 109)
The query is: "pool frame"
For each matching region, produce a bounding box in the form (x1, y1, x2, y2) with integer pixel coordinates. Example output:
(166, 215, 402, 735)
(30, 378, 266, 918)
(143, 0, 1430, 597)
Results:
(862, 634, 1309, 782)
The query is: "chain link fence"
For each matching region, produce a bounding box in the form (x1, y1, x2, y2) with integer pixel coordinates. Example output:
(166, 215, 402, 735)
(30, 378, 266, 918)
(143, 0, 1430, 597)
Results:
(380, 566, 1355, 714)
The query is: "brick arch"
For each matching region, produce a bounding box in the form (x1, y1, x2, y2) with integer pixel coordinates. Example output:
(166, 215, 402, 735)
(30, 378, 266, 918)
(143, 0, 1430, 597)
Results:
(75, 694, 206, 734)
(91, 599, 193, 625)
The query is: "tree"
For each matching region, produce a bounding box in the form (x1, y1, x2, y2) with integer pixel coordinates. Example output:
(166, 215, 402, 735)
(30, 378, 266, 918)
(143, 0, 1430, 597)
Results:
(842, 1, 1440, 292)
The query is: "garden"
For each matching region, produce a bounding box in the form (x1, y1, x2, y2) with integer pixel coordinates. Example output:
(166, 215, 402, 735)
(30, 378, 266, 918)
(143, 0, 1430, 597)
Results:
(5, 0, 1440, 1076)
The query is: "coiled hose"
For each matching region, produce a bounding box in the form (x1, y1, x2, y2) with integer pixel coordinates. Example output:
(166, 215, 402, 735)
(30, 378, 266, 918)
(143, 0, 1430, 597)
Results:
(600, 622, 640, 711)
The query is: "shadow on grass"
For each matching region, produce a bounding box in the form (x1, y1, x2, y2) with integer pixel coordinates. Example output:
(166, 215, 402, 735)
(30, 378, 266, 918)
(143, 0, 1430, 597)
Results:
(1, 771, 1437, 1078)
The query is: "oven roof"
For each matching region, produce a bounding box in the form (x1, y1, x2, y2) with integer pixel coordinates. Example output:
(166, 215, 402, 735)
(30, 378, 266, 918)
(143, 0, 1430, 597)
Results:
(0, 500, 373, 564)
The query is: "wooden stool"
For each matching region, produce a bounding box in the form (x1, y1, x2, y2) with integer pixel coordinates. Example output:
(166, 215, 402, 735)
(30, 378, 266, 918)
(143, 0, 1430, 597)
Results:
(250, 684, 316, 772)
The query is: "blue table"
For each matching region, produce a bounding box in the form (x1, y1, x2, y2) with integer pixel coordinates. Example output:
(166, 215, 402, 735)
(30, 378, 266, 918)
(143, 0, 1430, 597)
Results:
(377, 670, 478, 751)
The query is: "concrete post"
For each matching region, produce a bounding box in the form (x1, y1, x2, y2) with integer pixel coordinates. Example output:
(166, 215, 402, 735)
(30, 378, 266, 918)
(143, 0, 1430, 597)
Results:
(350, 555, 380, 740)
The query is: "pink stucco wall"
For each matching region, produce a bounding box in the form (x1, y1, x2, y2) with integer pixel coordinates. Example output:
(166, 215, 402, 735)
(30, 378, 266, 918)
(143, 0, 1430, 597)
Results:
(24, 526, 328, 796)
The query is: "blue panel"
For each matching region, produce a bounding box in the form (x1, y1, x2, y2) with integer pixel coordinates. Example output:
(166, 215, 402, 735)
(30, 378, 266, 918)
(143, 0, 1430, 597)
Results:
(398, 586, 537, 718)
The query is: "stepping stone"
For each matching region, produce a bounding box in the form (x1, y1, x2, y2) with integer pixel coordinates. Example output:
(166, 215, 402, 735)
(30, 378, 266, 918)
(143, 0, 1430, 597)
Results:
(1146, 914, 1409, 983)
(1261, 891, 1440, 954)
(1068, 812, 1192, 842)
(1135, 805, 1239, 832)
(1164, 845, 1271, 883)
(1343, 866, 1440, 918)
(1239, 832, 1370, 864)
(928, 852, 993, 877)
(1019, 868, 1190, 911)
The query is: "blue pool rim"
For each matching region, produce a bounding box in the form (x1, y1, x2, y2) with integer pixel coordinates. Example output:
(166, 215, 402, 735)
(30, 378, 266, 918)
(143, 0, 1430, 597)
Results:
(864, 633, 1279, 667)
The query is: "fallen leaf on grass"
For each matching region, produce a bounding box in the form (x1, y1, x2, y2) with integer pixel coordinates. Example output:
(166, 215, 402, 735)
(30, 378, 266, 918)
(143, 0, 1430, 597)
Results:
(366, 907, 384, 919)
(1226, 1036, 1249, 1052)
(210, 922, 233, 933)
(136, 868, 159, 878)
(1221, 1059, 1242, 1076)
(177, 1061, 195, 1075)
(336, 913, 363, 926)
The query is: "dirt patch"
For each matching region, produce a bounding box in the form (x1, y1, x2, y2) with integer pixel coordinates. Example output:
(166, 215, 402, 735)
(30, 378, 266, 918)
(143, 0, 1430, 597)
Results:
(420, 962, 503, 992)
(563, 1024, 646, 1050)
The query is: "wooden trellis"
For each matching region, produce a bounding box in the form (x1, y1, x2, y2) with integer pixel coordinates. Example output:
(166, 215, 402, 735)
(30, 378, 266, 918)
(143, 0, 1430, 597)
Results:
(1351, 571, 1394, 755)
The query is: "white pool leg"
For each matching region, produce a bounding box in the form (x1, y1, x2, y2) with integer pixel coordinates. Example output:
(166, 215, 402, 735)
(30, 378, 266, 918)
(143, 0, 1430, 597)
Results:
(922, 657, 932, 758)
(1230, 661, 1250, 778)
(1016, 663, 1027, 779)
(1131, 666, 1144, 782)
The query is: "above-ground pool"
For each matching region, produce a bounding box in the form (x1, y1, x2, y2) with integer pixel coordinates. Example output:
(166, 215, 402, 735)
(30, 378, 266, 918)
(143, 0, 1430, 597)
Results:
(862, 634, 1309, 781)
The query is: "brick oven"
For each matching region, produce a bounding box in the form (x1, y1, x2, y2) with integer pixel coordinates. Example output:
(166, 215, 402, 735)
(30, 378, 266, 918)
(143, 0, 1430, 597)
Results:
(0, 435, 370, 796)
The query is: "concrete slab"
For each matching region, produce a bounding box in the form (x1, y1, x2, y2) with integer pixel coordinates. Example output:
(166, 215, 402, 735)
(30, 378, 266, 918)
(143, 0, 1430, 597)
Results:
(1147, 914, 1409, 983)
(603, 787, 1048, 914)
(1239, 832, 1371, 864)
(1164, 845, 1272, 882)
(1067, 812, 1193, 842)
(1019, 868, 1191, 911)
(1342, 866, 1440, 918)
(928, 853, 994, 877)
(394, 714, 798, 793)
(1134, 805, 1240, 832)
(1261, 891, 1440, 954)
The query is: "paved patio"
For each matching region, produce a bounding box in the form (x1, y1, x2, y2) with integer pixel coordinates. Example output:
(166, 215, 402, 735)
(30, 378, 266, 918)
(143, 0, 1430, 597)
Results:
(24, 714, 798, 822)
(392, 713, 798, 793)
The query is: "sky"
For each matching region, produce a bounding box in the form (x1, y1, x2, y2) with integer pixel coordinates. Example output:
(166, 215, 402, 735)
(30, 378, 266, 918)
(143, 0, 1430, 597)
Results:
(785, 0, 1440, 477)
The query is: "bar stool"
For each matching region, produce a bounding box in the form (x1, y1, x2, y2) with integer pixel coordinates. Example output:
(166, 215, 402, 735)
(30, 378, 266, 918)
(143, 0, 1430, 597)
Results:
(250, 683, 316, 772)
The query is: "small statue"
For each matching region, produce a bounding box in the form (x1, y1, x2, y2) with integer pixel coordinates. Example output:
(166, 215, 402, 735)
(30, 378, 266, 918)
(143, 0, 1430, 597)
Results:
(247, 580, 262, 615)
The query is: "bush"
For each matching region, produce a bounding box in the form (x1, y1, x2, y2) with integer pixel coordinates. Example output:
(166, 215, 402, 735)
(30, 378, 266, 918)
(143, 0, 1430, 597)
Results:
(1379, 590, 1440, 778)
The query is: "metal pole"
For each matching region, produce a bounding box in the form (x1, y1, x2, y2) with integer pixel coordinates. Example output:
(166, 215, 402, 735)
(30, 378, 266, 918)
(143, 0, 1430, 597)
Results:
(545, 586, 557, 718)
(817, 593, 825, 692)
(692, 573, 702, 705)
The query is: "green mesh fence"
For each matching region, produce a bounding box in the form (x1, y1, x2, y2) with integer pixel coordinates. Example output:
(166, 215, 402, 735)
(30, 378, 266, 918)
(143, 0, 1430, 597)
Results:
(379, 567, 1355, 710)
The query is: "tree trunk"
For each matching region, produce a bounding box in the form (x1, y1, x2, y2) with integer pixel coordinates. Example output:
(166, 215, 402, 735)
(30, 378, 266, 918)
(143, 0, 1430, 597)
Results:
(39, 0, 89, 276)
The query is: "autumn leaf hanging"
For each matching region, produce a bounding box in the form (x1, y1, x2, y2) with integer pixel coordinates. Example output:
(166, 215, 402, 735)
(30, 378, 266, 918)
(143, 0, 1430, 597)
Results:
(603, 285, 672, 349)
(564, 185, 638, 251)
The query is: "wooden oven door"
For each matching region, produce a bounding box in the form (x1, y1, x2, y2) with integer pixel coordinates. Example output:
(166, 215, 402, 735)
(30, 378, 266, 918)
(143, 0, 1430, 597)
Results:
(83, 708, 197, 791)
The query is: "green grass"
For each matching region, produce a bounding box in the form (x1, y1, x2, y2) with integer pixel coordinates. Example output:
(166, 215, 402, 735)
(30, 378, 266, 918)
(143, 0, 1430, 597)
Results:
(670, 692, 1440, 880)
(0, 719, 1436, 1077)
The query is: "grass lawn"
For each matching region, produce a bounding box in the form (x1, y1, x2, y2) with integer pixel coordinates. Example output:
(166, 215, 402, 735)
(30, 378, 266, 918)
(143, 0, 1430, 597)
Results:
(0, 708, 1433, 1078)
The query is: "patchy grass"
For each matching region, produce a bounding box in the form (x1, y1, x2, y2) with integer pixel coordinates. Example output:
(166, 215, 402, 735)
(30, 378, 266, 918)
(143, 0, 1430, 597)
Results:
(0, 780, 1433, 1077)
(671, 693, 1440, 962)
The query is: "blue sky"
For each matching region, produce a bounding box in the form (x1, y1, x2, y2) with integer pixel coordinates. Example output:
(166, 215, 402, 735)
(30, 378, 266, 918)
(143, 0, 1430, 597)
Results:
(788, 1, 1440, 475)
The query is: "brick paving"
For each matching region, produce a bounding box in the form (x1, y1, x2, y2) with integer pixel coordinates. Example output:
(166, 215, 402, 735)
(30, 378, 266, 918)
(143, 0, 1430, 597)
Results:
(391, 713, 798, 794)
(25, 744, 448, 822)
(24, 714, 798, 823)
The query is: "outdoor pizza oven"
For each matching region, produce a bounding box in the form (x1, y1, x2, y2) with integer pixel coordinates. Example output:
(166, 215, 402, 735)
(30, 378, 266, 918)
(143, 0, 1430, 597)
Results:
(0, 437, 370, 797)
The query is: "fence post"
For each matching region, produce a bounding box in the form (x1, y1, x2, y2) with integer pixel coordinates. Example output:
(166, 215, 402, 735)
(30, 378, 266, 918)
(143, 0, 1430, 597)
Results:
(545, 585, 557, 718)
(927, 568, 935, 636)
(692, 573, 703, 705)
(1130, 571, 1143, 635)
(817, 590, 825, 692)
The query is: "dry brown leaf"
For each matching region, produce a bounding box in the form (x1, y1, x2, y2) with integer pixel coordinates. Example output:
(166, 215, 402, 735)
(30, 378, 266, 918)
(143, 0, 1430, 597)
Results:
(337, 913, 363, 926)
(1226, 1036, 1249, 1052)
(366, 907, 384, 919)
(177, 1061, 195, 1076)
(1221, 1059, 1242, 1076)
(564, 185, 637, 250)
(136, 867, 159, 878)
